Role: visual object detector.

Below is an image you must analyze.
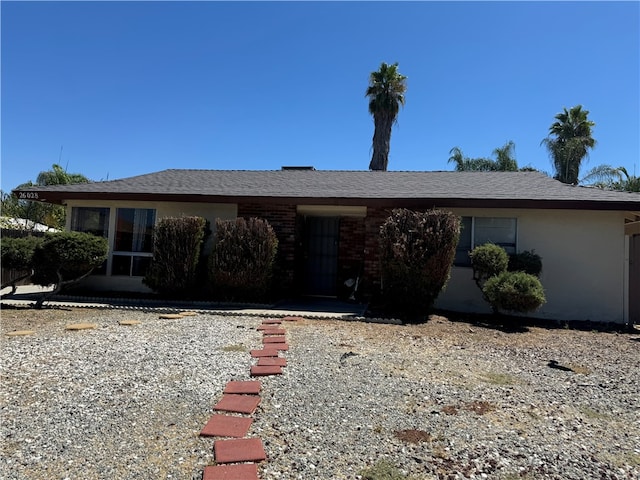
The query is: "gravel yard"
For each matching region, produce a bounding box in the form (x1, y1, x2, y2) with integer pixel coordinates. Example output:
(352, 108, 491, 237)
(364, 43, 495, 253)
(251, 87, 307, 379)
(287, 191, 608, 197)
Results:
(1, 306, 639, 480)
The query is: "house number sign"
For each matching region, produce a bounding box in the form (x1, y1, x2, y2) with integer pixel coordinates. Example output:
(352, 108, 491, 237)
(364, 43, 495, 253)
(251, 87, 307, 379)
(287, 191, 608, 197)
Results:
(18, 192, 39, 199)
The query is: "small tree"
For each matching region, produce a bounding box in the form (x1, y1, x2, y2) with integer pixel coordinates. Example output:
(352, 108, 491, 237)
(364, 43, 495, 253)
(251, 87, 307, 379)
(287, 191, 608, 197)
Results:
(209, 217, 278, 302)
(483, 271, 546, 314)
(469, 243, 509, 291)
(471, 243, 546, 315)
(508, 250, 543, 277)
(31, 232, 108, 308)
(0, 236, 44, 296)
(143, 216, 207, 296)
(379, 208, 460, 322)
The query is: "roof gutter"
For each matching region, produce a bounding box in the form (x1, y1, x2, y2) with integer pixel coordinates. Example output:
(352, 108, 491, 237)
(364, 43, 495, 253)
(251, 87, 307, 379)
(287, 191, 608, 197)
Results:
(12, 188, 640, 212)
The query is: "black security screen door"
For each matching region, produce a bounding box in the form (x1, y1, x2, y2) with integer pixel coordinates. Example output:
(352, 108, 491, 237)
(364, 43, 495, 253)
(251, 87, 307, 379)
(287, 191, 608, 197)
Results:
(304, 217, 339, 296)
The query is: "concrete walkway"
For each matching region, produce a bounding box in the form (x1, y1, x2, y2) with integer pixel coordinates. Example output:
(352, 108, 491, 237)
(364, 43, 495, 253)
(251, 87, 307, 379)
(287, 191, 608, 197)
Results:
(1, 285, 369, 320)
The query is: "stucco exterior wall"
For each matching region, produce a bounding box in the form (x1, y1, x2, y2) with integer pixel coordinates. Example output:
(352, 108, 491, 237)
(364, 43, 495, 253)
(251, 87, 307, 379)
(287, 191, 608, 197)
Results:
(435, 208, 628, 324)
(62, 199, 630, 323)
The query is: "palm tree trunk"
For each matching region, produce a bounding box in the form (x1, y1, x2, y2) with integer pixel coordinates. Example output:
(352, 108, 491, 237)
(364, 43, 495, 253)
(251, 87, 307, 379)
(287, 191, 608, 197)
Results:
(369, 114, 393, 171)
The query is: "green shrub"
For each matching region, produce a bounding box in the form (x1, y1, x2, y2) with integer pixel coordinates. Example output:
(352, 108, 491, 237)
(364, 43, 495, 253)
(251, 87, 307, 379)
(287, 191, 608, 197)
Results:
(1, 236, 45, 292)
(358, 459, 407, 480)
(483, 271, 546, 314)
(470, 243, 509, 289)
(31, 231, 108, 287)
(508, 250, 543, 277)
(1, 236, 43, 271)
(209, 217, 278, 302)
(143, 216, 206, 296)
(379, 208, 460, 322)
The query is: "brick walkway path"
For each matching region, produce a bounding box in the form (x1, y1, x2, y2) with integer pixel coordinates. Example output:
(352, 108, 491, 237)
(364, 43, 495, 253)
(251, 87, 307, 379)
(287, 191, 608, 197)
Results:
(200, 316, 301, 480)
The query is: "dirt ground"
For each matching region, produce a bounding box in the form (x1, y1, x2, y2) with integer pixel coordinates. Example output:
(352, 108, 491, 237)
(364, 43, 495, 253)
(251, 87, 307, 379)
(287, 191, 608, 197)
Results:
(2, 305, 639, 479)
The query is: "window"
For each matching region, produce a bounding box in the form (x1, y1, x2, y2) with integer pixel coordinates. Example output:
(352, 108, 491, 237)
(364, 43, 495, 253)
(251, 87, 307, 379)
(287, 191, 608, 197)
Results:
(112, 208, 155, 276)
(455, 217, 517, 266)
(71, 207, 110, 237)
(70, 207, 110, 274)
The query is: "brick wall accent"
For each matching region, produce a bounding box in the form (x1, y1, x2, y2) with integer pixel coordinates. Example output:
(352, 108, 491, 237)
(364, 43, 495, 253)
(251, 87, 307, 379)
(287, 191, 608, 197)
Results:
(362, 207, 393, 296)
(235, 203, 393, 299)
(237, 203, 297, 295)
(337, 217, 365, 296)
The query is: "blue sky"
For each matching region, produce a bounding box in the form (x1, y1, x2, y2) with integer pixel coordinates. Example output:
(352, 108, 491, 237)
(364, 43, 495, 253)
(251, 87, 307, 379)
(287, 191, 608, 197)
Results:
(2, 1, 639, 192)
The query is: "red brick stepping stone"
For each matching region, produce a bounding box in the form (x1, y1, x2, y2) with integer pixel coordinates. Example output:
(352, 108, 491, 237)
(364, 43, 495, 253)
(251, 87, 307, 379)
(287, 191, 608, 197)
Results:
(251, 365, 283, 376)
(214, 437, 266, 464)
(223, 380, 262, 395)
(261, 319, 281, 324)
(263, 336, 287, 343)
(282, 316, 303, 322)
(257, 357, 287, 367)
(213, 394, 261, 414)
(263, 343, 288, 351)
(261, 329, 286, 335)
(203, 463, 259, 480)
(200, 415, 252, 437)
(250, 349, 278, 358)
(256, 324, 273, 331)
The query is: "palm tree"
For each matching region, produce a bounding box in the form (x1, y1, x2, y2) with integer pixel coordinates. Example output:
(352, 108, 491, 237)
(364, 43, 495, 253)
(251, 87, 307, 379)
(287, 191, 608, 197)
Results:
(367, 62, 407, 171)
(492, 141, 518, 171)
(448, 141, 519, 172)
(543, 105, 596, 185)
(34, 164, 90, 227)
(5, 164, 91, 230)
(448, 147, 494, 171)
(36, 164, 89, 186)
(581, 165, 640, 192)
(448, 147, 466, 171)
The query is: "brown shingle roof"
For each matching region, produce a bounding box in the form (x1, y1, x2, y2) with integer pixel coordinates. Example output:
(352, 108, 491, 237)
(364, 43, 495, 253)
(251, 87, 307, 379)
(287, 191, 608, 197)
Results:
(14, 169, 640, 211)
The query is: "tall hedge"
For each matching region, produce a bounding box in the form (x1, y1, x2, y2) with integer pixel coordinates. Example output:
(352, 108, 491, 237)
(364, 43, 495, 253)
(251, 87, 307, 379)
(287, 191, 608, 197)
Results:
(379, 208, 461, 322)
(143, 216, 207, 296)
(209, 217, 278, 302)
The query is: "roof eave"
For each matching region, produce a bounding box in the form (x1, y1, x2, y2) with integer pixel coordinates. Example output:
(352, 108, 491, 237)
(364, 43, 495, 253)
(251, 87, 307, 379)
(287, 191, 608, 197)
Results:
(12, 189, 640, 212)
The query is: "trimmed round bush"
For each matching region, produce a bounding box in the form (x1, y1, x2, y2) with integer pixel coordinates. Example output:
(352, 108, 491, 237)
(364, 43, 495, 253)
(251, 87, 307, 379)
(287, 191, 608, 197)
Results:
(470, 243, 509, 286)
(508, 250, 543, 277)
(483, 271, 546, 314)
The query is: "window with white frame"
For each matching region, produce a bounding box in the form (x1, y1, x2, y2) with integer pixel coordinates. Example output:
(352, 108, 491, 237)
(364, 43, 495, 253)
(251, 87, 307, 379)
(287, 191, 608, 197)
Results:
(70, 207, 110, 275)
(455, 216, 517, 266)
(112, 208, 156, 276)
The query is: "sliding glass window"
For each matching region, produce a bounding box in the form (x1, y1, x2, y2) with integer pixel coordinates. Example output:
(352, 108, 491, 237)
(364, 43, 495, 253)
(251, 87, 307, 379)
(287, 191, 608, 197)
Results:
(70, 207, 110, 274)
(112, 208, 156, 276)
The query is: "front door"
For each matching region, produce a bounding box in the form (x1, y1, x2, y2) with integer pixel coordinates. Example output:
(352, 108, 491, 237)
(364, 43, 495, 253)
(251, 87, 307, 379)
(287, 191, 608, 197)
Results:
(304, 217, 339, 296)
(630, 234, 640, 326)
